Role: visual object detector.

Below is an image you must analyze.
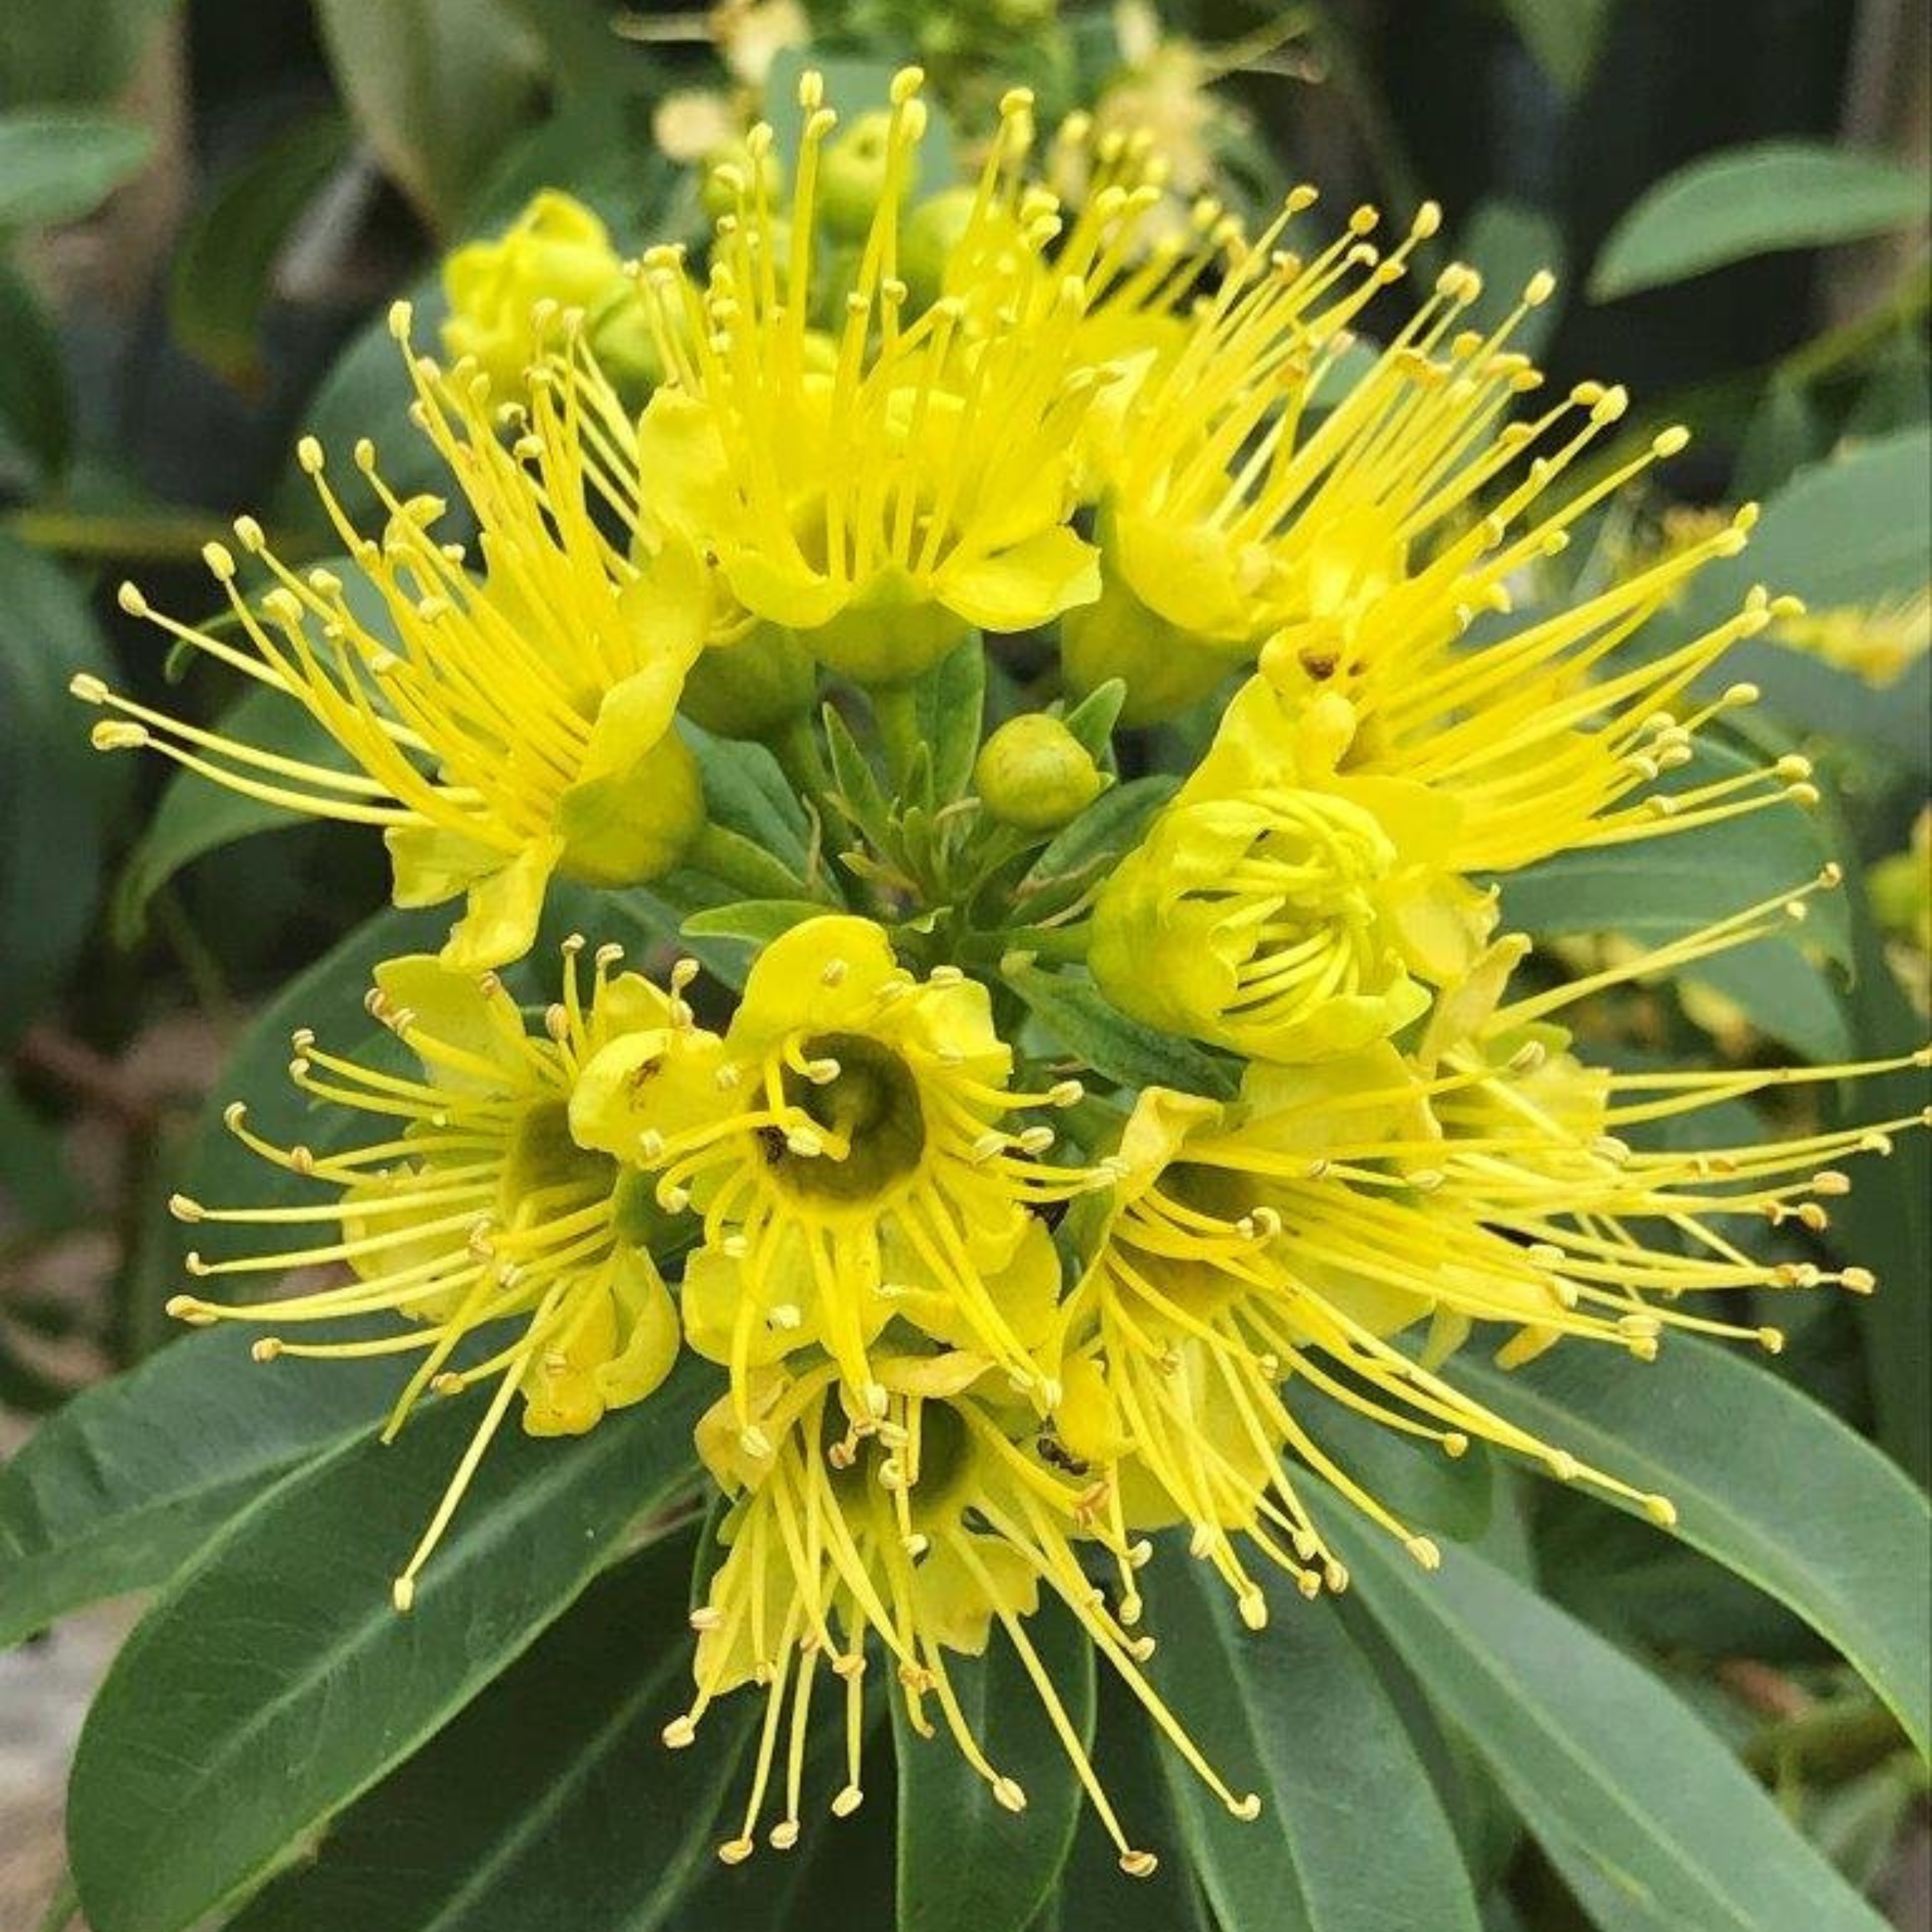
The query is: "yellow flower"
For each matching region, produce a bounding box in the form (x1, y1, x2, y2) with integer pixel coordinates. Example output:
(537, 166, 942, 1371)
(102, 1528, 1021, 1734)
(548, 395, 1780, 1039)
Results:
(667, 1355, 1258, 1871)
(165, 941, 685, 1610)
(1060, 892, 1927, 1615)
(569, 915, 1095, 1443)
(74, 313, 708, 969)
(621, 70, 1112, 684)
(1091, 684, 1491, 1062)
(1772, 587, 1930, 688)
(441, 190, 631, 397)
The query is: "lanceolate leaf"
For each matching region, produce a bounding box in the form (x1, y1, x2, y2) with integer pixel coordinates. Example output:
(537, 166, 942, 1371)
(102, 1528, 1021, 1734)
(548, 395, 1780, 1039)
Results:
(894, 1595, 1094, 1932)
(1330, 1520, 1888, 1932)
(1002, 957, 1239, 1100)
(0, 1330, 394, 1648)
(68, 1358, 714, 1932)
(1454, 1338, 1931, 1756)
(226, 1529, 758, 1932)
(1137, 1554, 1481, 1932)
(1590, 142, 1930, 299)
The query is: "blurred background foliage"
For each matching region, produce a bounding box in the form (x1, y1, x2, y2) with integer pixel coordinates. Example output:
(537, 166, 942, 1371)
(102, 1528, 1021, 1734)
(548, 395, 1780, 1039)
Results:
(0, 1, 1927, 1926)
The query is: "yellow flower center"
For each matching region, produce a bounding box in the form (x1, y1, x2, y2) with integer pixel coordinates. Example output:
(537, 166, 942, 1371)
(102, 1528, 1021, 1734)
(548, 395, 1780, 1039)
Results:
(772, 1031, 929, 1202)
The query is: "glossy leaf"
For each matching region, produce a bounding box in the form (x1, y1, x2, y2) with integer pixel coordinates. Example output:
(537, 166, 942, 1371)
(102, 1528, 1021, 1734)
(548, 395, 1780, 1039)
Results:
(894, 1596, 1093, 1932)
(68, 1358, 713, 1932)
(1455, 1338, 1930, 1754)
(0, 109, 150, 226)
(0, 1330, 398, 1648)
(1591, 142, 1930, 299)
(226, 1528, 756, 1932)
(1330, 1520, 1888, 1932)
(1139, 1553, 1481, 1932)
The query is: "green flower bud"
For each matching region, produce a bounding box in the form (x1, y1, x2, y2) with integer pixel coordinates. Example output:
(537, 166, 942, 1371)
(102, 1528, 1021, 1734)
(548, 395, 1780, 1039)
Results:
(681, 622, 819, 739)
(1060, 570, 1248, 726)
(585, 290, 665, 404)
(974, 714, 1108, 831)
(819, 109, 904, 242)
(701, 136, 787, 219)
(899, 187, 978, 309)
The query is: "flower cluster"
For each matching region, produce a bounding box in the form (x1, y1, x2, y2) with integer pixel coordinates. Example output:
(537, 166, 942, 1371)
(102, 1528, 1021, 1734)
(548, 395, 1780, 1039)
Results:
(84, 68, 1927, 1878)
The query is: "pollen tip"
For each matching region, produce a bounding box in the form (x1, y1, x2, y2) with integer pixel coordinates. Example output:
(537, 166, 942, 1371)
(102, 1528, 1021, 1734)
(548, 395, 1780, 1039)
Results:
(768, 1821, 800, 1851)
(1120, 1851, 1159, 1879)
(1230, 1793, 1263, 1822)
(251, 1337, 283, 1362)
(1237, 1589, 1268, 1631)
(1643, 1494, 1679, 1528)
(391, 1576, 416, 1613)
(992, 1776, 1028, 1813)
(717, 1837, 755, 1866)
(1405, 1535, 1442, 1571)
(163, 1294, 197, 1319)
(662, 1715, 698, 1748)
(832, 1784, 864, 1817)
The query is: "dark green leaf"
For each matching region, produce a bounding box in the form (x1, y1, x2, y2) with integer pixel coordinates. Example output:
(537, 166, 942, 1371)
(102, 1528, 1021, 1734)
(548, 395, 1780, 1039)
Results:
(112, 683, 354, 943)
(0, 110, 151, 226)
(912, 638, 986, 806)
(168, 114, 352, 384)
(312, 0, 547, 233)
(1138, 1553, 1480, 1932)
(1331, 1520, 1888, 1932)
(0, 1330, 400, 1648)
(0, 0, 175, 109)
(682, 897, 827, 945)
(1018, 775, 1175, 922)
(894, 1596, 1092, 1932)
(68, 1357, 713, 1932)
(1453, 1338, 1930, 1755)
(1002, 956, 1238, 1099)
(1299, 1384, 1495, 1544)
(226, 1528, 756, 1932)
(0, 256, 71, 485)
(1457, 199, 1566, 358)
(1591, 143, 1930, 300)
(1500, 0, 1614, 96)
(683, 722, 815, 876)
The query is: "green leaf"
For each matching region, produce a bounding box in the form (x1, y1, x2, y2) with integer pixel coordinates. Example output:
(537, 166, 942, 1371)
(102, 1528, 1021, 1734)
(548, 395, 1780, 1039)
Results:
(224, 1527, 757, 1932)
(1453, 1338, 1930, 1755)
(894, 1597, 1093, 1932)
(682, 896, 827, 945)
(111, 683, 354, 943)
(1330, 1522, 1888, 1932)
(168, 113, 352, 384)
(0, 110, 151, 226)
(68, 1357, 714, 1932)
(912, 637, 986, 806)
(1590, 142, 1930, 300)
(1017, 774, 1177, 923)
(313, 0, 547, 233)
(173, 906, 448, 1266)
(1457, 199, 1566, 358)
(1500, 0, 1614, 96)
(0, 256, 72, 485)
(1002, 955, 1238, 1099)
(0, 534, 121, 1042)
(683, 721, 815, 876)
(0, 1330, 401, 1649)
(1298, 1383, 1495, 1544)
(1137, 1554, 1481, 1932)
(0, 0, 175, 109)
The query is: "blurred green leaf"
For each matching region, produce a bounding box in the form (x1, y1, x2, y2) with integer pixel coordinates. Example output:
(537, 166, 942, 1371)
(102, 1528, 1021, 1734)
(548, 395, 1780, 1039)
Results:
(912, 637, 986, 807)
(1139, 1555, 1481, 1932)
(226, 1528, 757, 1932)
(168, 113, 352, 385)
(1454, 1339, 1931, 1755)
(0, 1330, 402, 1649)
(1332, 1522, 1889, 1931)
(313, 0, 548, 234)
(1591, 142, 1930, 300)
(0, 257, 71, 486)
(1002, 956, 1238, 1099)
(0, 0, 175, 108)
(1017, 775, 1176, 923)
(0, 1073, 80, 1235)
(68, 1357, 713, 1932)
(682, 897, 828, 945)
(0, 109, 150, 226)
(1500, 0, 1614, 97)
(112, 683, 353, 943)
(1457, 199, 1566, 358)
(0, 534, 120, 1042)
(894, 1597, 1092, 1932)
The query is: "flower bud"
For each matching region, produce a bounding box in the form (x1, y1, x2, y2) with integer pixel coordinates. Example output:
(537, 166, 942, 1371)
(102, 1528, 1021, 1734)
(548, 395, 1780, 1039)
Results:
(441, 191, 625, 396)
(701, 136, 788, 219)
(819, 109, 905, 242)
(1061, 570, 1250, 726)
(974, 714, 1107, 831)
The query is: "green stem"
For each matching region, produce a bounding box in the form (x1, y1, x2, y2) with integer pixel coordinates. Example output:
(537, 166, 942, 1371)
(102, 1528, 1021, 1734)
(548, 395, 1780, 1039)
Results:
(2, 507, 311, 564)
(686, 821, 817, 903)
